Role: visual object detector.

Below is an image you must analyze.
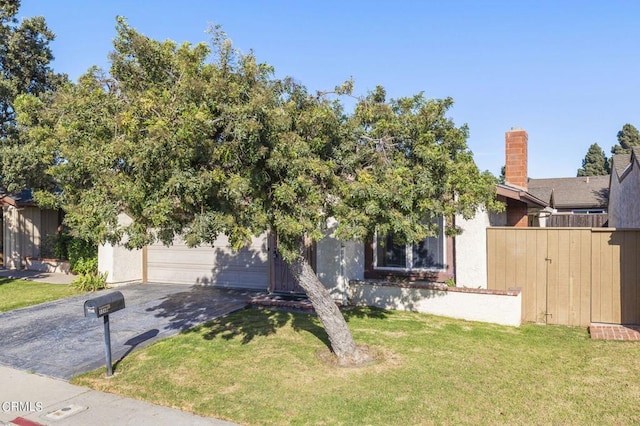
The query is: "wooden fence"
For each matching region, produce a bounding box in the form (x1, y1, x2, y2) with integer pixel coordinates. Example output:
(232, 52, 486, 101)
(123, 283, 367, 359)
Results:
(547, 213, 608, 228)
(487, 227, 640, 326)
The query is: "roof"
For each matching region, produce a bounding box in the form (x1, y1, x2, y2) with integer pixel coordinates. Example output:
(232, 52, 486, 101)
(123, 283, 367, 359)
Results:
(496, 183, 548, 207)
(611, 153, 632, 178)
(0, 189, 36, 207)
(527, 176, 609, 209)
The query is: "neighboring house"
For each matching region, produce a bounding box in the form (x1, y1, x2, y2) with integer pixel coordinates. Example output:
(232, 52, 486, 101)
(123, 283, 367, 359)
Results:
(0, 189, 62, 269)
(527, 176, 609, 227)
(608, 147, 640, 228)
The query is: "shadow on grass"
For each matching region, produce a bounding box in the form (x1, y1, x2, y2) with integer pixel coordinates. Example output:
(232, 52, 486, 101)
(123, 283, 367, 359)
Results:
(184, 305, 392, 353)
(113, 329, 160, 371)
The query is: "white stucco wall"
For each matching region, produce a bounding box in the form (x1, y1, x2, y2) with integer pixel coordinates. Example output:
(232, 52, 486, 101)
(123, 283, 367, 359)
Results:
(315, 218, 365, 303)
(455, 211, 491, 288)
(455, 208, 508, 289)
(348, 282, 522, 326)
(98, 213, 143, 284)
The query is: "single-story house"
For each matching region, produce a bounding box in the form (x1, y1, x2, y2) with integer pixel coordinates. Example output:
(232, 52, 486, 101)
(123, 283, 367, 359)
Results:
(100, 129, 545, 299)
(527, 176, 609, 227)
(608, 147, 640, 228)
(1, 189, 62, 269)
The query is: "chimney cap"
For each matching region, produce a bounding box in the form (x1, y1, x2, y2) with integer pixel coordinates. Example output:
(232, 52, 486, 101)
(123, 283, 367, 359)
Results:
(510, 126, 524, 131)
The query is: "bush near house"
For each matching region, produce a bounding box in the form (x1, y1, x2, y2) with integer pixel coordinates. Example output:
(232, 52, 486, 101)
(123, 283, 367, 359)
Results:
(41, 233, 107, 291)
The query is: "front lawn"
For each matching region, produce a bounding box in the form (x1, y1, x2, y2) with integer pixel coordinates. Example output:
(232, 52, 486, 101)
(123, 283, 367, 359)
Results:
(73, 308, 640, 425)
(0, 278, 84, 312)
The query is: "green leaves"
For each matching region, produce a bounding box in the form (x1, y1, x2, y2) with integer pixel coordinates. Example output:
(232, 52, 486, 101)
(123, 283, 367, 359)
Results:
(14, 17, 499, 262)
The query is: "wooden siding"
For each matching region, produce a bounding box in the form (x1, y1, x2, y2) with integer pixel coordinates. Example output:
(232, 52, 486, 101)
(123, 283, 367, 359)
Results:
(487, 227, 640, 326)
(2, 206, 59, 269)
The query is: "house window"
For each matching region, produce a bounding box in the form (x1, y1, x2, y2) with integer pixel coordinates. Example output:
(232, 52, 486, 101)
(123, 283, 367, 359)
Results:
(572, 209, 606, 214)
(374, 217, 446, 271)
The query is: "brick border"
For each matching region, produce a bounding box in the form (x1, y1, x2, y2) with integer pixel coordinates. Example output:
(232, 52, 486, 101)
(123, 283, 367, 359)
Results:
(589, 324, 640, 341)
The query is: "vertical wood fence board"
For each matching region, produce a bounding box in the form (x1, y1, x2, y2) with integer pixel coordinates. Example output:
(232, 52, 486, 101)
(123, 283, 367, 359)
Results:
(493, 231, 507, 290)
(611, 232, 622, 323)
(534, 230, 548, 323)
(590, 232, 603, 323)
(578, 229, 592, 326)
(553, 229, 571, 326)
(504, 229, 517, 289)
(546, 230, 559, 324)
(525, 230, 540, 322)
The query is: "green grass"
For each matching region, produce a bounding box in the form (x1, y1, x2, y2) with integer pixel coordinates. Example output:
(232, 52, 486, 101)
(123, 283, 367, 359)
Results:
(73, 308, 640, 425)
(0, 278, 85, 312)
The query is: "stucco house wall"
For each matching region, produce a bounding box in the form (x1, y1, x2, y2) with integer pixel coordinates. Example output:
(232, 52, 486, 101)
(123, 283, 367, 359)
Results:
(98, 213, 143, 284)
(455, 209, 507, 289)
(315, 218, 364, 303)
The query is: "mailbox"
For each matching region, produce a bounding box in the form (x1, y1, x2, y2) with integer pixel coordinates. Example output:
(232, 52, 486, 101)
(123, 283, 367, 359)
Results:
(84, 291, 125, 318)
(83, 291, 125, 377)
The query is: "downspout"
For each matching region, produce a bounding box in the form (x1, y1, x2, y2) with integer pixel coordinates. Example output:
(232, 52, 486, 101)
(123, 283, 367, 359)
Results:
(340, 242, 347, 305)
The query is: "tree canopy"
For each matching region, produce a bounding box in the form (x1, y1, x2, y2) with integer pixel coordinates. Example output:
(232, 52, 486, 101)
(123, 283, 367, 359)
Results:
(611, 123, 640, 155)
(15, 18, 500, 365)
(0, 0, 66, 193)
(577, 143, 609, 176)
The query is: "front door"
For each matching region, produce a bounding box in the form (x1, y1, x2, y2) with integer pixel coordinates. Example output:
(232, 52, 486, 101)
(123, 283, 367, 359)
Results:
(269, 235, 315, 294)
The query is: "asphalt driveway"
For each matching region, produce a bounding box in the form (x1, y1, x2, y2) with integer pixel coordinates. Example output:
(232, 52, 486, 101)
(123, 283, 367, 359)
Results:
(0, 283, 261, 380)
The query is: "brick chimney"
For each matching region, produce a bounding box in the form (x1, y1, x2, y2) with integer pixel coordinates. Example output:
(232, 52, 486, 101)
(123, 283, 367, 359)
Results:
(504, 127, 528, 190)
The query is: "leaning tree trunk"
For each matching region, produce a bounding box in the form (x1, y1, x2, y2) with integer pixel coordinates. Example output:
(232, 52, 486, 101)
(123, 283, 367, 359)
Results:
(289, 253, 370, 367)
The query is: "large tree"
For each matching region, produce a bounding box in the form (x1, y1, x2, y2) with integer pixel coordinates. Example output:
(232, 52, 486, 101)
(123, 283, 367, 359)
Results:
(577, 143, 609, 176)
(611, 123, 640, 155)
(16, 19, 499, 366)
(0, 0, 66, 192)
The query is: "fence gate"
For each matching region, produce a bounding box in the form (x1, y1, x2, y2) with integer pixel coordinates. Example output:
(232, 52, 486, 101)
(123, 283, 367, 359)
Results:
(487, 228, 592, 326)
(590, 229, 640, 325)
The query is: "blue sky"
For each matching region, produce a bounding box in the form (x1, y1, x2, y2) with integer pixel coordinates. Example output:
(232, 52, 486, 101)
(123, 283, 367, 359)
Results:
(18, 0, 640, 178)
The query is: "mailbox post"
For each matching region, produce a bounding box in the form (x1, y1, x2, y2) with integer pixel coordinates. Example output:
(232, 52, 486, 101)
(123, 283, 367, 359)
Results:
(83, 291, 125, 377)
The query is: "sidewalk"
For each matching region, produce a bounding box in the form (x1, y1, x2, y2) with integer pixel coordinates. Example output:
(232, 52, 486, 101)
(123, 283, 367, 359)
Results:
(0, 365, 237, 426)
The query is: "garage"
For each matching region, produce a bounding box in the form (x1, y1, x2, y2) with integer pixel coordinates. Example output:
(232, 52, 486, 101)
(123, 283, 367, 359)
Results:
(144, 234, 270, 290)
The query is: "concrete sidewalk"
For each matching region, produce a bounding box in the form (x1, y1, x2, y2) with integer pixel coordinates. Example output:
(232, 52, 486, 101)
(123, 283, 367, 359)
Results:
(0, 365, 237, 425)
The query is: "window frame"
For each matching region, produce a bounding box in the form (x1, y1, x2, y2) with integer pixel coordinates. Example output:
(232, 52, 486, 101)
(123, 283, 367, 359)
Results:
(373, 228, 447, 273)
(363, 217, 454, 283)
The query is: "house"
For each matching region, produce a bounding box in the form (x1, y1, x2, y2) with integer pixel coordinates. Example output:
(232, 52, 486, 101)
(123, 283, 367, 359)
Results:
(608, 147, 640, 228)
(0, 189, 62, 269)
(527, 176, 609, 227)
(101, 129, 544, 294)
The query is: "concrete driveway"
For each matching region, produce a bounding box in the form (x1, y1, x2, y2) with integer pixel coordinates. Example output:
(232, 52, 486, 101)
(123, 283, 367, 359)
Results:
(0, 283, 260, 380)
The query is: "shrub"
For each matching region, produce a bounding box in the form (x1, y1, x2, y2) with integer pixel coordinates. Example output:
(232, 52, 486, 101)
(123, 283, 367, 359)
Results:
(68, 238, 97, 273)
(73, 271, 108, 292)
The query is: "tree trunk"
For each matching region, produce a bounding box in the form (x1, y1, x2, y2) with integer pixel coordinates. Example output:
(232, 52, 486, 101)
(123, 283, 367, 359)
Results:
(289, 252, 370, 366)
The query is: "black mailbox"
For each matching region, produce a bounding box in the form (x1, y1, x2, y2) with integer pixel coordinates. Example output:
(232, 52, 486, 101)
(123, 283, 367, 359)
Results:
(84, 291, 125, 318)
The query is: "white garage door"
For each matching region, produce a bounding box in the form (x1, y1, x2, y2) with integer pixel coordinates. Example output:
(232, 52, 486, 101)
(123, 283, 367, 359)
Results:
(145, 233, 269, 289)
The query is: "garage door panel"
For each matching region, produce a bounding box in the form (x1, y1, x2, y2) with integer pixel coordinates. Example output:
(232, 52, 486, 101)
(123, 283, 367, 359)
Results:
(146, 234, 269, 289)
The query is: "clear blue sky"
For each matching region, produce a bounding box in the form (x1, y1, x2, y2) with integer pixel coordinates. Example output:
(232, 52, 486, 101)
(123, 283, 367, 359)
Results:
(18, 0, 640, 178)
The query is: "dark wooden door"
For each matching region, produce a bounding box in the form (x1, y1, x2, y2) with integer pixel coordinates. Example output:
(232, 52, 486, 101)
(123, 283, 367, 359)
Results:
(269, 235, 314, 294)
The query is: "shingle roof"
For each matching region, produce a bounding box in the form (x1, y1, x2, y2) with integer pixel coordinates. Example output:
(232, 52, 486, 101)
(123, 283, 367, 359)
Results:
(0, 189, 36, 207)
(611, 153, 632, 178)
(496, 183, 548, 207)
(528, 175, 609, 209)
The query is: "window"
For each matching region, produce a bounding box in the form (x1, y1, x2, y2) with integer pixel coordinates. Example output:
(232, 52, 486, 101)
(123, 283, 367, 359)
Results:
(374, 217, 446, 271)
(572, 209, 606, 214)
